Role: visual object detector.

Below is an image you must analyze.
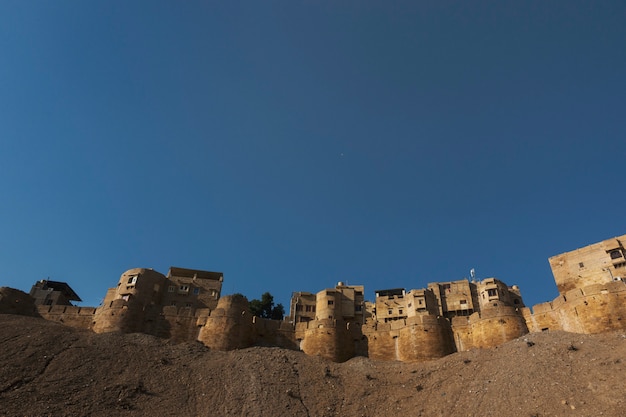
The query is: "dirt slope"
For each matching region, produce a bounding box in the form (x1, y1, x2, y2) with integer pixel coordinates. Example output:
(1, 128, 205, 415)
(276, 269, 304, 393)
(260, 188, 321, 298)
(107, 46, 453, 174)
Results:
(1, 314, 625, 417)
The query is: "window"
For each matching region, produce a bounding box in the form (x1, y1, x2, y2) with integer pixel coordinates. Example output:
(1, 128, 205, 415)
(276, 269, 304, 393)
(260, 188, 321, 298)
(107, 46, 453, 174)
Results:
(127, 276, 137, 285)
(460, 299, 467, 304)
(170, 302, 177, 306)
(487, 289, 497, 297)
(355, 305, 362, 312)
(398, 309, 403, 315)
(185, 302, 192, 308)
(45, 299, 53, 305)
(305, 305, 312, 312)
(514, 299, 520, 305)
(388, 309, 393, 315)
(418, 299, 423, 305)
(610, 250, 623, 259)
(579, 262, 585, 268)
(408, 303, 412, 308)
(296, 305, 303, 312)
(193, 288, 200, 295)
(168, 286, 175, 292)
(328, 300, 334, 305)
(178, 285, 189, 294)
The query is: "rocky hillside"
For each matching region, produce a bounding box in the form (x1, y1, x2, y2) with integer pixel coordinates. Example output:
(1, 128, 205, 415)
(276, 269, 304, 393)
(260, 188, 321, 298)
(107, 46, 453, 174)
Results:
(1, 314, 625, 417)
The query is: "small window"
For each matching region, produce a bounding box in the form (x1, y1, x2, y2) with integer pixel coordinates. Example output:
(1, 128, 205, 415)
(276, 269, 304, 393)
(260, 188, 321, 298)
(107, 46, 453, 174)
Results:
(178, 285, 189, 294)
(185, 302, 192, 308)
(170, 302, 177, 306)
(487, 289, 497, 297)
(408, 303, 412, 308)
(127, 276, 137, 285)
(296, 305, 303, 312)
(610, 250, 623, 259)
(45, 299, 53, 305)
(514, 299, 520, 305)
(328, 300, 334, 305)
(418, 299, 423, 305)
(305, 305, 312, 312)
(355, 305, 362, 312)
(578, 262, 585, 268)
(388, 309, 393, 315)
(443, 284, 451, 291)
(460, 299, 467, 304)
(193, 288, 200, 295)
(398, 309, 403, 315)
(168, 286, 175, 292)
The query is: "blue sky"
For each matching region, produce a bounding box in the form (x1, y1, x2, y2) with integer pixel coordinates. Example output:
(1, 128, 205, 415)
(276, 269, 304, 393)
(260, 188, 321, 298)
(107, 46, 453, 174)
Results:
(1, 1, 625, 310)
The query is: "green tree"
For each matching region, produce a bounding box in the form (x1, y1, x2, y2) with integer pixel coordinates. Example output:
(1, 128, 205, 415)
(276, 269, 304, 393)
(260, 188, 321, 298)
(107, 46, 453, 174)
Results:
(249, 292, 284, 320)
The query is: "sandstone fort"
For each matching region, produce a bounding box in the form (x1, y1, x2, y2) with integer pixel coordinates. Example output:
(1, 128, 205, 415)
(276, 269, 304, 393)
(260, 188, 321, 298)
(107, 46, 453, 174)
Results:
(2, 234, 625, 363)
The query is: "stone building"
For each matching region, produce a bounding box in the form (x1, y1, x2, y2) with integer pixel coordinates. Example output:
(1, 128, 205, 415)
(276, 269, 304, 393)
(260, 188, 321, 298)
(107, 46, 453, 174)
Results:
(525, 234, 626, 334)
(101, 267, 223, 311)
(290, 283, 365, 324)
(429, 280, 476, 318)
(289, 292, 316, 323)
(29, 280, 81, 306)
(373, 288, 408, 322)
(549, 235, 626, 293)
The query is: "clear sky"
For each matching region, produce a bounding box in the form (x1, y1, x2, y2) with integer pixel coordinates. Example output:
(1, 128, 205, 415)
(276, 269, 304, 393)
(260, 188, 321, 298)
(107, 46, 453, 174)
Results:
(1, 1, 625, 310)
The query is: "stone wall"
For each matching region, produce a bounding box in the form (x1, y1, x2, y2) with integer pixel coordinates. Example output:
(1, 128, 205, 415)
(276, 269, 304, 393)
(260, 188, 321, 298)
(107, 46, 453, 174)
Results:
(524, 281, 626, 334)
(37, 305, 96, 330)
(452, 304, 528, 351)
(361, 315, 455, 362)
(198, 294, 256, 350)
(297, 318, 361, 362)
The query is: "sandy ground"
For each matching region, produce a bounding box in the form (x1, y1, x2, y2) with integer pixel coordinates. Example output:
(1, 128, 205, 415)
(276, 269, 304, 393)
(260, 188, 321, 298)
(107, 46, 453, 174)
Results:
(1, 314, 625, 417)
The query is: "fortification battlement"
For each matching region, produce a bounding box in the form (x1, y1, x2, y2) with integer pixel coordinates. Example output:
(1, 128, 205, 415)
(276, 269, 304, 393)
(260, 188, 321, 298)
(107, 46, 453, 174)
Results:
(4, 233, 626, 363)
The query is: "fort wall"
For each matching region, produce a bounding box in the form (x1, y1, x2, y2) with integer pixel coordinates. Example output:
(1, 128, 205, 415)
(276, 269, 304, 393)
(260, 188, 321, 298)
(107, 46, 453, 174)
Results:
(524, 281, 626, 334)
(251, 315, 298, 350)
(299, 318, 359, 362)
(36, 304, 97, 330)
(452, 304, 528, 351)
(10, 234, 626, 363)
(396, 315, 456, 361)
(198, 295, 256, 350)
